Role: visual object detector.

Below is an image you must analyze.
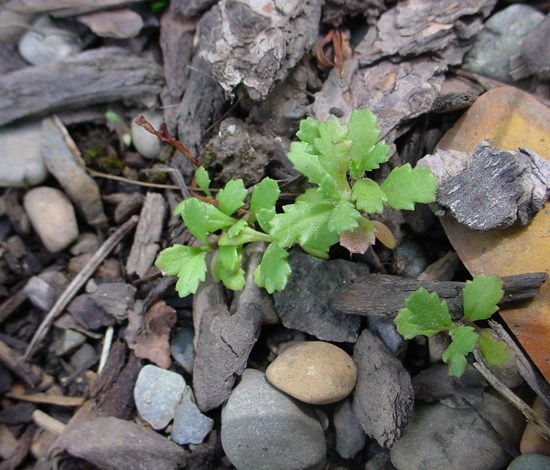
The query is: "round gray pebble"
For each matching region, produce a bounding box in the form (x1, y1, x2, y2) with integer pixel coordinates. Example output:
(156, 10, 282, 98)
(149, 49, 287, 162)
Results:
(171, 387, 213, 445)
(131, 110, 163, 159)
(221, 369, 326, 470)
(134, 365, 185, 430)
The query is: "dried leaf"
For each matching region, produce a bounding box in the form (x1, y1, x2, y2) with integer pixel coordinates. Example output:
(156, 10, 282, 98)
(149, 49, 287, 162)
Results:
(372, 220, 397, 249)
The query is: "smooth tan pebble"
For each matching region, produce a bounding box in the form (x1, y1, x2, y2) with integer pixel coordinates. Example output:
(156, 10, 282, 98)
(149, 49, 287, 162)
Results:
(266, 341, 357, 405)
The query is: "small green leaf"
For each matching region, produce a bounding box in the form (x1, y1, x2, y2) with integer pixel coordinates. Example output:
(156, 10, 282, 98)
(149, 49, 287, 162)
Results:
(351, 178, 388, 214)
(395, 288, 453, 339)
(216, 179, 248, 216)
(347, 109, 389, 177)
(296, 117, 320, 145)
(249, 178, 280, 227)
(380, 164, 437, 210)
(328, 200, 362, 234)
(255, 243, 292, 293)
(195, 167, 212, 197)
(442, 325, 478, 377)
(315, 118, 352, 191)
(478, 330, 512, 367)
(227, 219, 248, 238)
(270, 200, 339, 256)
(175, 198, 235, 243)
(155, 245, 208, 297)
(287, 141, 325, 185)
(105, 111, 124, 123)
(463, 275, 504, 322)
(211, 246, 245, 291)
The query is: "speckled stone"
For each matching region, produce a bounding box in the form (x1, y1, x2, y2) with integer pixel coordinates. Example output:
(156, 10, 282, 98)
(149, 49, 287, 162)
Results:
(266, 341, 357, 405)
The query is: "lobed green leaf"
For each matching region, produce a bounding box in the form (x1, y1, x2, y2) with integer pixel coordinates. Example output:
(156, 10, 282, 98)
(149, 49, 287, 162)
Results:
(216, 179, 248, 216)
(442, 325, 478, 377)
(296, 116, 320, 146)
(463, 274, 504, 322)
(175, 198, 235, 243)
(478, 330, 512, 367)
(328, 200, 362, 234)
(380, 164, 437, 210)
(155, 244, 208, 297)
(351, 178, 388, 214)
(315, 118, 352, 192)
(249, 177, 280, 229)
(395, 288, 453, 339)
(195, 166, 212, 197)
(287, 141, 325, 185)
(254, 243, 292, 293)
(211, 245, 245, 291)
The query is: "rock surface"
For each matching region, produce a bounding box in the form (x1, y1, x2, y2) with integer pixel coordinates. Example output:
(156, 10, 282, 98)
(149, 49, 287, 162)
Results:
(171, 327, 195, 374)
(333, 399, 366, 459)
(266, 341, 356, 405)
(389, 393, 524, 470)
(24, 186, 79, 252)
(171, 387, 213, 445)
(273, 251, 368, 343)
(508, 454, 550, 470)
(0, 121, 47, 187)
(521, 13, 550, 80)
(221, 369, 326, 470)
(133, 365, 185, 430)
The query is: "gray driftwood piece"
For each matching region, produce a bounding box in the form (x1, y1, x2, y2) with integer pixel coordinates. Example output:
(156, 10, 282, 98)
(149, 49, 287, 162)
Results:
(126, 193, 166, 278)
(332, 273, 548, 320)
(0, 47, 163, 127)
(433, 143, 550, 230)
(192, 302, 262, 412)
(352, 328, 414, 448)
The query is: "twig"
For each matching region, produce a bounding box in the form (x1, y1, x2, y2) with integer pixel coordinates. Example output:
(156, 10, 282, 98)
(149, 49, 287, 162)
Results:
(87, 168, 179, 190)
(7, 385, 85, 407)
(98, 325, 114, 374)
(32, 410, 66, 435)
(25, 216, 139, 359)
(473, 359, 550, 441)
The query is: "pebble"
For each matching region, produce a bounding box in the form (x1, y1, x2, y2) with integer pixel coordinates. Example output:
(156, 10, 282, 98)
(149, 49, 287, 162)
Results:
(508, 453, 550, 470)
(23, 276, 56, 311)
(171, 327, 195, 374)
(18, 15, 83, 65)
(521, 14, 550, 80)
(69, 233, 100, 256)
(463, 4, 544, 83)
(266, 341, 357, 405)
(134, 365, 185, 430)
(54, 329, 87, 357)
(23, 187, 79, 252)
(131, 110, 164, 160)
(171, 387, 214, 445)
(77, 9, 143, 39)
(70, 343, 97, 370)
(273, 251, 369, 343)
(393, 238, 429, 279)
(221, 369, 326, 470)
(0, 121, 47, 188)
(390, 393, 525, 470)
(332, 399, 366, 459)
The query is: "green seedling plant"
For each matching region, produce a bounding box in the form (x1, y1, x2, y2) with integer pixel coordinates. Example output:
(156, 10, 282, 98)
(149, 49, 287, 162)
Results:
(155, 108, 438, 297)
(394, 274, 512, 377)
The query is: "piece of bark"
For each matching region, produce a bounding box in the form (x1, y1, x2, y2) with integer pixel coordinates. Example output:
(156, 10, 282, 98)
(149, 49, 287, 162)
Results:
(332, 272, 548, 320)
(0, 339, 41, 387)
(198, 0, 322, 100)
(126, 192, 166, 278)
(433, 143, 550, 230)
(0, 47, 163, 127)
(192, 302, 262, 412)
(55, 416, 188, 470)
(5, 0, 148, 17)
(351, 328, 414, 448)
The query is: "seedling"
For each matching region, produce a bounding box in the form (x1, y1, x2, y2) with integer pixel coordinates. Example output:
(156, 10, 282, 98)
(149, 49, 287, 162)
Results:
(155, 109, 437, 297)
(394, 274, 512, 377)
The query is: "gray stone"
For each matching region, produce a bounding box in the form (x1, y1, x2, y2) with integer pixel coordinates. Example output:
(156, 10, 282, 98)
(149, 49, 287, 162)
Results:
(70, 232, 100, 256)
(89, 282, 136, 322)
(18, 15, 83, 65)
(171, 387, 214, 445)
(368, 317, 407, 359)
(171, 327, 195, 374)
(273, 251, 368, 343)
(333, 399, 366, 459)
(508, 453, 550, 470)
(393, 239, 429, 279)
(221, 369, 326, 470)
(23, 276, 56, 311)
(55, 329, 87, 357)
(521, 14, 550, 80)
(131, 110, 163, 160)
(42, 116, 107, 228)
(352, 328, 414, 448)
(70, 343, 97, 370)
(24, 187, 79, 252)
(464, 4, 544, 83)
(77, 9, 143, 39)
(193, 302, 262, 412)
(365, 450, 394, 470)
(390, 393, 525, 470)
(134, 365, 185, 430)
(0, 121, 47, 188)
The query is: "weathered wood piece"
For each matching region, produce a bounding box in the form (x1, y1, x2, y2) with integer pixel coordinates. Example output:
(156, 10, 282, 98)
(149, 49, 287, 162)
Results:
(5, 0, 148, 17)
(352, 328, 414, 448)
(434, 143, 550, 230)
(0, 47, 163, 127)
(126, 193, 166, 278)
(332, 272, 548, 320)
